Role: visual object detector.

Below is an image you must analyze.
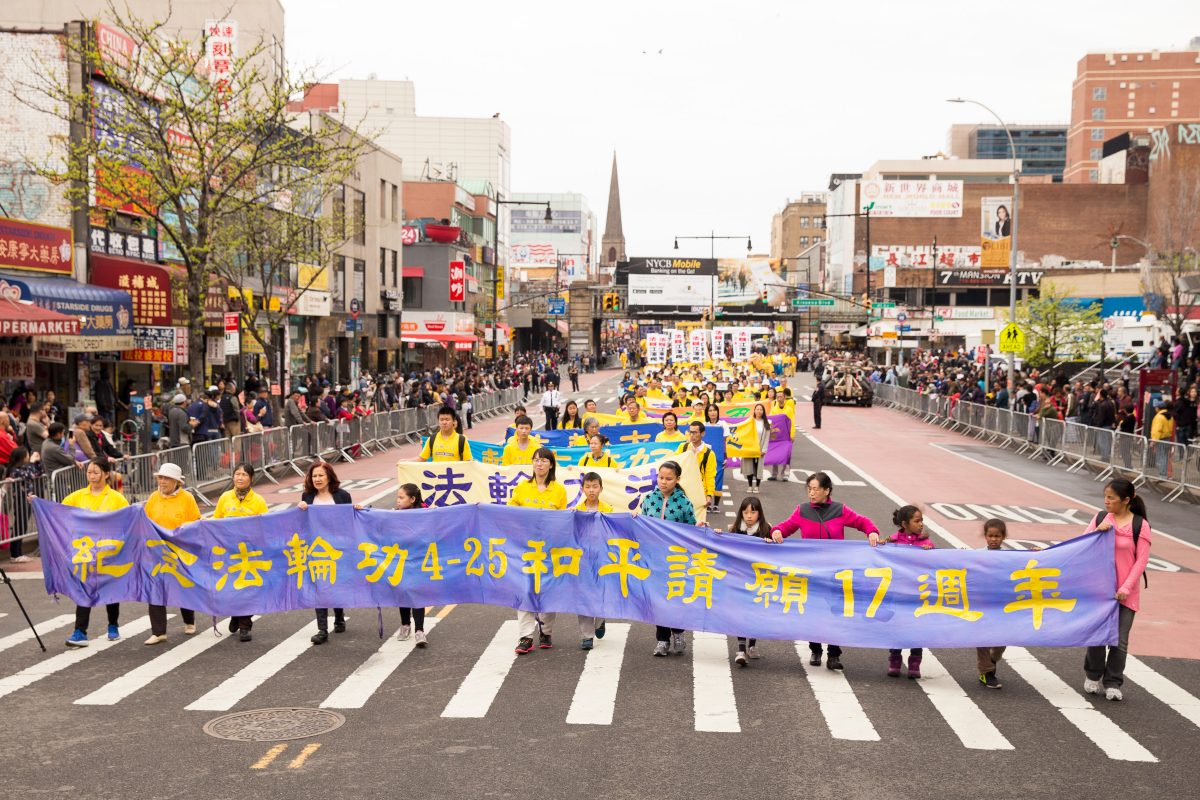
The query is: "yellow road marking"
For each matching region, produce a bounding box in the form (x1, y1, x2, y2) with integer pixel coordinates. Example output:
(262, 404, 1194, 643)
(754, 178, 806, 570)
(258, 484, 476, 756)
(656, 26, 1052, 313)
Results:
(287, 742, 321, 769)
(251, 744, 287, 769)
(436, 604, 457, 619)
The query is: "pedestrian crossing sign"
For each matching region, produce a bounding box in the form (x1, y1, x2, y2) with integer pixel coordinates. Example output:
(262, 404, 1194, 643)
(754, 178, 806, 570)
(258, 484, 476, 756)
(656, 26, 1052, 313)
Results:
(999, 323, 1025, 353)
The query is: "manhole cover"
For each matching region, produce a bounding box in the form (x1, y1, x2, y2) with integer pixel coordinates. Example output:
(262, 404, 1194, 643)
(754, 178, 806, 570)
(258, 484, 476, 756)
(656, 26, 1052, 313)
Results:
(203, 708, 346, 742)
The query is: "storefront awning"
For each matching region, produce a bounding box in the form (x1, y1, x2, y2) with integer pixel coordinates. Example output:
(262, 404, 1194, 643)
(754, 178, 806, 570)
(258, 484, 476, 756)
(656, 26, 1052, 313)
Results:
(847, 324, 870, 337)
(0, 298, 83, 336)
(0, 271, 134, 348)
(401, 267, 425, 278)
(401, 333, 476, 345)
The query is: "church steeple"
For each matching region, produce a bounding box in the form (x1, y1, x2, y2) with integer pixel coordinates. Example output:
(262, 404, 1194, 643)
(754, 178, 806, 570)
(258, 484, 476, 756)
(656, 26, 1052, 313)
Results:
(600, 152, 626, 268)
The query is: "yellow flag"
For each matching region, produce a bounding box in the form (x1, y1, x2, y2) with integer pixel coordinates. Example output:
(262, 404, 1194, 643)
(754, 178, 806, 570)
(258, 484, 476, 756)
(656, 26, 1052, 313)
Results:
(724, 418, 762, 458)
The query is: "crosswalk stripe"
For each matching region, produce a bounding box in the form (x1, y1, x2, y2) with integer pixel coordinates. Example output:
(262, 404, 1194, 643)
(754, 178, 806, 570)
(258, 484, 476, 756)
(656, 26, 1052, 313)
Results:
(692, 632, 740, 732)
(566, 622, 630, 726)
(75, 617, 259, 706)
(796, 643, 879, 741)
(1005, 647, 1157, 762)
(185, 620, 319, 712)
(441, 620, 520, 718)
(917, 651, 1013, 750)
(320, 618, 442, 709)
(0, 614, 75, 656)
(0, 615, 157, 701)
(1124, 655, 1200, 729)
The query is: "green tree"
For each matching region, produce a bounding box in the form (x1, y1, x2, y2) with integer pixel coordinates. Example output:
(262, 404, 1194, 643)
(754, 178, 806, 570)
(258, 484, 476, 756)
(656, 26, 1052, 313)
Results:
(17, 3, 366, 381)
(1012, 283, 1102, 368)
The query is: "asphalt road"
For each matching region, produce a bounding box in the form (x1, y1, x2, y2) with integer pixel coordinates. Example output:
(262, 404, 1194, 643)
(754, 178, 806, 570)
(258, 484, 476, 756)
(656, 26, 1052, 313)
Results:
(1, 369, 1196, 800)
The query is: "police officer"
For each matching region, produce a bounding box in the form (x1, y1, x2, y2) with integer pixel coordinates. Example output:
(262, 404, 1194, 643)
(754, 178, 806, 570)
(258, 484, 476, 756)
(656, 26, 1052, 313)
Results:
(811, 380, 824, 430)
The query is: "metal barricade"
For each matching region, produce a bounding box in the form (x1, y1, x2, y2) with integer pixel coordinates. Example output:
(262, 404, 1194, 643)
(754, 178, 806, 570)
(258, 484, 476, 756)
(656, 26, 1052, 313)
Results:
(1030, 417, 1064, 462)
(260, 427, 294, 478)
(400, 408, 422, 444)
(1176, 444, 1200, 502)
(1079, 426, 1114, 478)
(335, 416, 365, 462)
(1008, 410, 1033, 452)
(288, 423, 318, 471)
(1105, 430, 1147, 487)
(191, 437, 233, 504)
(158, 445, 196, 485)
(0, 471, 52, 551)
(118, 449, 163, 502)
(50, 463, 87, 502)
(1146, 439, 1188, 500)
(1053, 421, 1089, 470)
(315, 421, 341, 460)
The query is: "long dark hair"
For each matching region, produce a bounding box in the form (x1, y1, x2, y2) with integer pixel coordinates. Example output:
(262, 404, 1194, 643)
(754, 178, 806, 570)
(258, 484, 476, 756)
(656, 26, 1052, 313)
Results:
(530, 447, 557, 484)
(561, 401, 581, 428)
(399, 482, 424, 507)
(1106, 478, 1147, 519)
(752, 403, 771, 427)
(304, 460, 341, 495)
(705, 403, 721, 423)
(732, 496, 770, 536)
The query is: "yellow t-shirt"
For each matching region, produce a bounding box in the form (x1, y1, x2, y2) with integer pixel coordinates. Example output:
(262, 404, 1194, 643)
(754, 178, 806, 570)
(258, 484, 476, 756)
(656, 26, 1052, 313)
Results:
(62, 484, 129, 512)
(421, 431, 471, 462)
(655, 430, 687, 443)
(618, 410, 646, 424)
(501, 437, 539, 466)
(144, 489, 202, 531)
(578, 453, 621, 469)
(575, 499, 614, 512)
(213, 489, 269, 518)
(508, 480, 568, 510)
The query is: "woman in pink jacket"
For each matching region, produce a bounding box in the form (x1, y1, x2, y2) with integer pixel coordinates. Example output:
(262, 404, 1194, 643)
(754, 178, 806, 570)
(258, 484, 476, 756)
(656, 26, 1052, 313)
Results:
(1082, 478, 1152, 702)
(769, 471, 881, 671)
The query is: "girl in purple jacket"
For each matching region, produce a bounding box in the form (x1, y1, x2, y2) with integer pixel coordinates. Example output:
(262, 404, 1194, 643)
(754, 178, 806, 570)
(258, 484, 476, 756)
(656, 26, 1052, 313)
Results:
(769, 471, 881, 671)
(885, 505, 933, 678)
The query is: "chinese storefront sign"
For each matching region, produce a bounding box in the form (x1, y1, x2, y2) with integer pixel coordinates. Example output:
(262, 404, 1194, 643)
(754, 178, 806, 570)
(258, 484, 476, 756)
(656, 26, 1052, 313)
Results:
(859, 179, 964, 218)
(89, 226, 157, 263)
(449, 260, 466, 302)
(120, 326, 180, 364)
(0, 343, 36, 381)
(0, 218, 74, 275)
(90, 255, 172, 326)
(872, 245, 982, 269)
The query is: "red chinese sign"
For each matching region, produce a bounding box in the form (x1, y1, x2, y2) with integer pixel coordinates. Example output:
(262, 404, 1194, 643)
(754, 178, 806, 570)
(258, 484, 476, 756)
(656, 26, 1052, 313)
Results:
(90, 254, 173, 326)
(95, 23, 135, 74)
(0, 218, 74, 275)
(449, 260, 466, 302)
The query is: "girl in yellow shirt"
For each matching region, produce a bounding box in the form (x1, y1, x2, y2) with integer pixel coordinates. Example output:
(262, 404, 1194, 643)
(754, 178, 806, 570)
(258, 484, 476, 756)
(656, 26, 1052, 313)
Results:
(578, 433, 621, 469)
(508, 448, 567, 655)
(213, 462, 269, 641)
(62, 459, 129, 648)
(143, 462, 202, 645)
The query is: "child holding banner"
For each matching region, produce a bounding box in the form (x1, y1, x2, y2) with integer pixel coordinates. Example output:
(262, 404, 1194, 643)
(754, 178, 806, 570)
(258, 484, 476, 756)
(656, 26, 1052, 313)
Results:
(635, 461, 698, 657)
(394, 483, 429, 648)
(574, 472, 612, 651)
(509, 448, 568, 655)
(885, 506, 934, 679)
(724, 496, 771, 667)
(977, 519, 1009, 690)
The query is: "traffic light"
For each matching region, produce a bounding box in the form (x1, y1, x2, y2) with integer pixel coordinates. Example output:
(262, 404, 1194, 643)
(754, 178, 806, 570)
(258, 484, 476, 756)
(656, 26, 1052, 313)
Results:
(760, 288, 769, 304)
(603, 292, 621, 312)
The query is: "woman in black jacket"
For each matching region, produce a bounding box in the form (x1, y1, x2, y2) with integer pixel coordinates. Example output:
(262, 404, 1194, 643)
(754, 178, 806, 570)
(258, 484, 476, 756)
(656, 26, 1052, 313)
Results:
(297, 460, 355, 645)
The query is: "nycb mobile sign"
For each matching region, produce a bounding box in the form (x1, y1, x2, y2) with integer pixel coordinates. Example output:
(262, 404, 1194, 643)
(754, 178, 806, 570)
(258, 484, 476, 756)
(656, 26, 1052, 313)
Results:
(627, 257, 716, 307)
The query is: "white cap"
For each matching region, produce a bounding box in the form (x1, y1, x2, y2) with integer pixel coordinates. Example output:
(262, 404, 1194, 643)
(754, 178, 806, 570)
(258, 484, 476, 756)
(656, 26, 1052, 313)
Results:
(172, 394, 187, 404)
(154, 462, 185, 483)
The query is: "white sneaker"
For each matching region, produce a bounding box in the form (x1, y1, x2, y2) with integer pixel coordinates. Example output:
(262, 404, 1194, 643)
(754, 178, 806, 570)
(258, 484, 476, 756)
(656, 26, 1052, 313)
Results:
(414, 630, 427, 648)
(396, 624, 411, 641)
(183, 624, 196, 635)
(653, 641, 669, 657)
(747, 645, 760, 660)
(671, 632, 686, 654)
(144, 634, 168, 646)
(734, 651, 748, 667)
(1083, 678, 1101, 695)
(1106, 687, 1123, 701)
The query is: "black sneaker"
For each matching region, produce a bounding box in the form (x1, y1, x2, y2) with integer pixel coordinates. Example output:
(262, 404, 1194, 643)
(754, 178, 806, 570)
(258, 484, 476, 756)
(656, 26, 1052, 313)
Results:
(538, 633, 553, 649)
(809, 654, 822, 667)
(981, 671, 1002, 689)
(333, 620, 346, 634)
(310, 630, 329, 645)
(239, 629, 252, 643)
(227, 618, 238, 634)
(515, 637, 534, 655)
(826, 656, 843, 671)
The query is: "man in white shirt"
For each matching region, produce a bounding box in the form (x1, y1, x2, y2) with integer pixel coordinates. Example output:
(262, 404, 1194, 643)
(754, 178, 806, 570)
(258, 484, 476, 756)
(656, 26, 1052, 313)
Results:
(541, 383, 562, 430)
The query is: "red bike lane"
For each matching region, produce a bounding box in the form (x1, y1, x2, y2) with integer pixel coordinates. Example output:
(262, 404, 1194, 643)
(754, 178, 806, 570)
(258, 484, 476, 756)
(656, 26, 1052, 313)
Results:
(809, 405, 1200, 660)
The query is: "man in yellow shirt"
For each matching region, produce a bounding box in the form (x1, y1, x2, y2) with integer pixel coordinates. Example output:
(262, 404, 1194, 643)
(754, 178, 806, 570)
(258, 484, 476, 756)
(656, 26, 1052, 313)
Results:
(62, 458, 128, 647)
(678, 420, 716, 511)
(501, 415, 540, 465)
(420, 406, 471, 461)
(1150, 402, 1176, 479)
(142, 462, 202, 645)
(618, 396, 647, 424)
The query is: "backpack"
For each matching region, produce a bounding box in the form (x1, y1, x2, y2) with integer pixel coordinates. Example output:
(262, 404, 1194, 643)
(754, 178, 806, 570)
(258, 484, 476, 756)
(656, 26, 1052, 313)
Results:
(1092, 511, 1149, 588)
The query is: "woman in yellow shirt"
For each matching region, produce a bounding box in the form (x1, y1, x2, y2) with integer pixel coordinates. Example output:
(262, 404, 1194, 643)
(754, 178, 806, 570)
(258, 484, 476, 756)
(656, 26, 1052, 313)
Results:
(143, 462, 202, 645)
(213, 462, 269, 642)
(508, 447, 567, 655)
(63, 459, 129, 648)
(655, 411, 687, 443)
(578, 433, 621, 469)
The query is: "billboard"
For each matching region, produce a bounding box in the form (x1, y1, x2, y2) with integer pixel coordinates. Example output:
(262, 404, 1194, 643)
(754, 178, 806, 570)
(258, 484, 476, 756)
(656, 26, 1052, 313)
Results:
(509, 242, 557, 270)
(859, 179, 964, 218)
(626, 257, 716, 307)
(980, 196, 1013, 269)
(510, 208, 582, 234)
(717, 258, 786, 308)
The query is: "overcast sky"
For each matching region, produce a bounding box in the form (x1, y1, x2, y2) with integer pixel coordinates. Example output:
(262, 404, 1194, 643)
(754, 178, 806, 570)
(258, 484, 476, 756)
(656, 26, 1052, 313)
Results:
(284, 0, 1198, 260)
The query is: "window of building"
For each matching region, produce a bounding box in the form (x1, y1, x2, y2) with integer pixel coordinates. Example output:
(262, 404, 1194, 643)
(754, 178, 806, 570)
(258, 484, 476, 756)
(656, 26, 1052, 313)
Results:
(380, 247, 387, 288)
(379, 180, 387, 219)
(391, 185, 399, 222)
(1088, 169, 1099, 183)
(799, 217, 808, 227)
(332, 257, 345, 312)
(402, 276, 422, 308)
(1091, 128, 1105, 141)
(1091, 107, 1105, 120)
(377, 315, 387, 337)
(351, 189, 366, 245)
(1090, 148, 1102, 160)
(800, 236, 808, 245)
(333, 185, 345, 240)
(1148, 106, 1156, 114)
(1092, 87, 1107, 100)
(391, 250, 398, 287)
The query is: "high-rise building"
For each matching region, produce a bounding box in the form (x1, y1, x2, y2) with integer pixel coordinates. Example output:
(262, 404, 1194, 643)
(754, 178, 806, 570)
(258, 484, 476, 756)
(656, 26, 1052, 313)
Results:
(947, 124, 1068, 181)
(1064, 39, 1200, 183)
(770, 193, 828, 263)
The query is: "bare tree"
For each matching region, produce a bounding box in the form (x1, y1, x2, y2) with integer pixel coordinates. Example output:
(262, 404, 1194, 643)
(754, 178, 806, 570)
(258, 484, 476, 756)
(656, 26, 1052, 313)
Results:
(1145, 166, 1200, 339)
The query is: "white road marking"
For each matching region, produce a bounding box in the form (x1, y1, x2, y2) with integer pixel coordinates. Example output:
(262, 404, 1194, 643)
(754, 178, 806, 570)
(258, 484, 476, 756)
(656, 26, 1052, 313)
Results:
(692, 632, 741, 732)
(0, 615, 157, 701)
(805, 435, 971, 549)
(796, 643, 879, 741)
(1123, 655, 1200, 729)
(441, 620, 520, 718)
(0, 614, 75, 656)
(185, 620, 319, 711)
(917, 651, 1013, 750)
(1004, 647, 1156, 762)
(320, 617, 441, 709)
(75, 617, 260, 705)
(565, 622, 630, 726)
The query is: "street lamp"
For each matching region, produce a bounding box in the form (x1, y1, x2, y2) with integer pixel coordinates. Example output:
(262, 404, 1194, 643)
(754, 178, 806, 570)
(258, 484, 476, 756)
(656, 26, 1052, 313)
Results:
(948, 97, 1020, 394)
(674, 231, 753, 329)
(491, 198, 551, 366)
